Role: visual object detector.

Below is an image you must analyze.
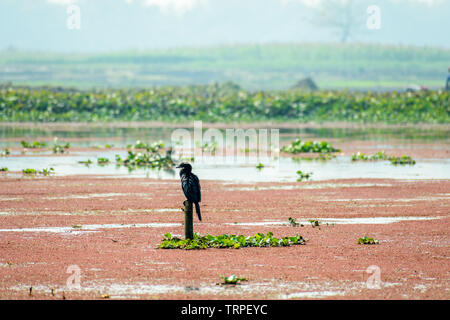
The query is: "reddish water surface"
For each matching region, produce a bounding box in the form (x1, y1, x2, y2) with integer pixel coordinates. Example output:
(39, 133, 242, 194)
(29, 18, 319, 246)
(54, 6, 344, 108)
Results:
(0, 173, 448, 300)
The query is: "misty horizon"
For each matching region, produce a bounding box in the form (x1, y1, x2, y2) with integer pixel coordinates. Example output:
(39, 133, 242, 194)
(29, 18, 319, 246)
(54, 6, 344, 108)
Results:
(1, 0, 449, 53)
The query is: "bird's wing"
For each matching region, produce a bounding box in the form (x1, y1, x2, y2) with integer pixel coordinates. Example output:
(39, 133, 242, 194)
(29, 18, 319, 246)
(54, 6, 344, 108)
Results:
(191, 173, 201, 202)
(181, 174, 201, 203)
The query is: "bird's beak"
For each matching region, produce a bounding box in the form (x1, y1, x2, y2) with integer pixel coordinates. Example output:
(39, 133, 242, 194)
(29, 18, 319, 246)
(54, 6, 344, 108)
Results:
(176, 164, 182, 169)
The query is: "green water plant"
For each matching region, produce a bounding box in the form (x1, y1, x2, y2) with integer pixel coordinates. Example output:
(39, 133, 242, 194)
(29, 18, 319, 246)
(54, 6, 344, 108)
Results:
(0, 167, 8, 172)
(97, 157, 110, 165)
(389, 155, 416, 165)
(282, 139, 340, 154)
(22, 168, 37, 175)
(22, 168, 54, 176)
(159, 232, 306, 250)
(21, 141, 47, 149)
(1, 85, 448, 124)
(40, 168, 55, 176)
(200, 141, 218, 154)
(288, 217, 303, 227)
(78, 159, 93, 166)
(52, 138, 70, 154)
(309, 219, 321, 228)
(351, 151, 389, 161)
(256, 163, 264, 170)
(357, 236, 379, 245)
(352, 151, 415, 165)
(116, 142, 175, 169)
(296, 170, 312, 181)
(220, 275, 248, 285)
(1, 148, 10, 157)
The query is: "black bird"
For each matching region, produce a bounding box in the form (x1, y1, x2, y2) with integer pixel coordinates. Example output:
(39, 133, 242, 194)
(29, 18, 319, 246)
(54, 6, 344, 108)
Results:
(176, 163, 202, 221)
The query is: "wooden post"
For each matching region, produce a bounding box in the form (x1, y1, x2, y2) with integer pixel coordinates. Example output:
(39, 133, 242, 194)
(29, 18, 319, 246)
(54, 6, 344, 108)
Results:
(183, 200, 193, 240)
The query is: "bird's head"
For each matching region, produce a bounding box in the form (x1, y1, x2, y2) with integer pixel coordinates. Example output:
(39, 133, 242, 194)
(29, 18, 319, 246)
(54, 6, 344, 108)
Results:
(176, 162, 192, 172)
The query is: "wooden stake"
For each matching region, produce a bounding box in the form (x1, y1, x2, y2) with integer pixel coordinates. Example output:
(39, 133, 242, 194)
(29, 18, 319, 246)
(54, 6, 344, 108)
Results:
(183, 200, 193, 240)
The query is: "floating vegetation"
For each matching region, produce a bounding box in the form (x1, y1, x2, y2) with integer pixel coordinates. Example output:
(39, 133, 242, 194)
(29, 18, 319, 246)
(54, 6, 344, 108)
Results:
(288, 217, 303, 227)
(199, 141, 218, 154)
(282, 139, 340, 154)
(41, 168, 55, 176)
(97, 157, 110, 165)
(22, 168, 37, 175)
(389, 156, 416, 165)
(159, 232, 306, 250)
(351, 151, 389, 161)
(309, 219, 321, 228)
(256, 163, 265, 170)
(0, 148, 10, 157)
(296, 170, 312, 181)
(1, 85, 447, 124)
(220, 275, 248, 285)
(352, 151, 416, 165)
(52, 138, 70, 154)
(357, 236, 379, 245)
(21, 141, 47, 149)
(116, 142, 175, 169)
(22, 168, 55, 176)
(78, 159, 93, 166)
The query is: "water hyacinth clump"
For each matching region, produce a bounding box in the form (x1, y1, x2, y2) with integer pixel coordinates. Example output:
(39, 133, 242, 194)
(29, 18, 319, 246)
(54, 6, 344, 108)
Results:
(116, 141, 175, 168)
(296, 170, 312, 181)
(0, 149, 9, 157)
(220, 275, 248, 285)
(21, 141, 47, 149)
(52, 138, 70, 154)
(159, 232, 306, 250)
(357, 236, 379, 245)
(281, 139, 340, 154)
(351, 151, 389, 161)
(352, 151, 416, 165)
(1, 85, 448, 124)
(22, 168, 55, 176)
(389, 155, 416, 165)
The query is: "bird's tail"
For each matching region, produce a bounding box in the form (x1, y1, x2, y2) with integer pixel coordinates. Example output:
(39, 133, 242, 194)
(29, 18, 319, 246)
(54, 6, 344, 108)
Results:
(194, 202, 202, 221)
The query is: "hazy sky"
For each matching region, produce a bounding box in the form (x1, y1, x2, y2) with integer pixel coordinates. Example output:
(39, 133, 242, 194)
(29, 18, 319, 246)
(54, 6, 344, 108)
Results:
(0, 0, 449, 52)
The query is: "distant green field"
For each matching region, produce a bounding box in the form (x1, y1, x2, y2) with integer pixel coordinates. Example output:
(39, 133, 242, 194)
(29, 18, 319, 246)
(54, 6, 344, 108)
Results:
(0, 43, 449, 91)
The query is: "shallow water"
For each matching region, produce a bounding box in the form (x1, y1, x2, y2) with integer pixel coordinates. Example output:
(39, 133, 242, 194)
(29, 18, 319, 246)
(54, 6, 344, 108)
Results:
(1, 152, 449, 182)
(226, 216, 444, 227)
(8, 279, 379, 299)
(0, 222, 182, 234)
(1, 125, 449, 182)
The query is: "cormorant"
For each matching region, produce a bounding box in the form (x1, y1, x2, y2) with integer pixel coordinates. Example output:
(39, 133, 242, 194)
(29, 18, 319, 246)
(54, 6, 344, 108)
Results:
(176, 163, 202, 221)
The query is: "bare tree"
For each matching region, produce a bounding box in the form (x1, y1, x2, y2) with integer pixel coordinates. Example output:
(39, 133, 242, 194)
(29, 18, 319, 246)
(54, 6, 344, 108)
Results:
(310, 0, 366, 43)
